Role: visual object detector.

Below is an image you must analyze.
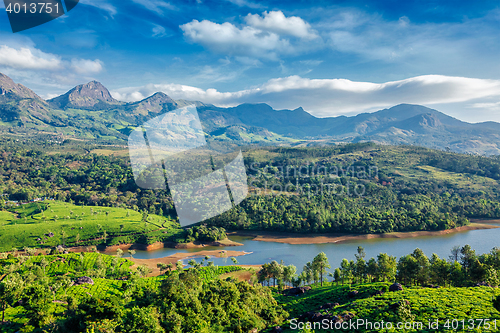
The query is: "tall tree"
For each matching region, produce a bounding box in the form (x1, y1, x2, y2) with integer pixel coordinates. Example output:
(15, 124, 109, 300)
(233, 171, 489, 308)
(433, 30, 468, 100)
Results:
(376, 253, 397, 282)
(312, 252, 330, 286)
(411, 248, 430, 285)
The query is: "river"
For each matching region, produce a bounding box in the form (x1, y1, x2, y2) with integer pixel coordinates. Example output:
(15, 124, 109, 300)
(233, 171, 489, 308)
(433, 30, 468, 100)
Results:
(130, 222, 500, 270)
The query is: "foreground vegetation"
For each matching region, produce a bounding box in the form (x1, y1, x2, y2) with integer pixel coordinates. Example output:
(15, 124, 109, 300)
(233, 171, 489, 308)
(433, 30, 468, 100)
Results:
(0, 250, 284, 332)
(258, 245, 500, 332)
(3, 244, 500, 332)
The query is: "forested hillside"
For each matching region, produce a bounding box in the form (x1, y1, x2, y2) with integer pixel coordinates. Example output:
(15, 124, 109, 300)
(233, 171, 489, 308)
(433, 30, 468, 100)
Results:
(1, 140, 500, 237)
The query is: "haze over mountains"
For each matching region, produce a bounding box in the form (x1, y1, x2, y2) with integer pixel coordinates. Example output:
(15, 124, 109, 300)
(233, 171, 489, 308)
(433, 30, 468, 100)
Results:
(0, 72, 499, 155)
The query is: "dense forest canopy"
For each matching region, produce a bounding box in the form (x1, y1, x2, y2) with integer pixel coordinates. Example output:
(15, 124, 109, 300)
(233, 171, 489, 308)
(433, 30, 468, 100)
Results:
(1, 140, 500, 237)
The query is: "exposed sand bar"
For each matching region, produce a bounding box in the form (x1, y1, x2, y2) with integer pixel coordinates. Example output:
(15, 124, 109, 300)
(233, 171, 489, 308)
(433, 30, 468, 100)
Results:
(229, 222, 499, 245)
(129, 249, 252, 276)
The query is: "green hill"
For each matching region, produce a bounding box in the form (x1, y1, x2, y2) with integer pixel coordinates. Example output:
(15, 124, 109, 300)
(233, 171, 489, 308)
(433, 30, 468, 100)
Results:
(0, 201, 179, 251)
(273, 282, 500, 332)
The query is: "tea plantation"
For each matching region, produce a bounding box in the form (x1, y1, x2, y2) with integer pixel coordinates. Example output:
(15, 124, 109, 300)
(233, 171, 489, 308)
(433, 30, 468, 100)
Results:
(273, 282, 500, 332)
(0, 201, 179, 251)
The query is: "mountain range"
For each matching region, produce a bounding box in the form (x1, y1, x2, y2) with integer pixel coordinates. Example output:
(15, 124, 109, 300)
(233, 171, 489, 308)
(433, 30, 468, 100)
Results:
(1, 72, 499, 155)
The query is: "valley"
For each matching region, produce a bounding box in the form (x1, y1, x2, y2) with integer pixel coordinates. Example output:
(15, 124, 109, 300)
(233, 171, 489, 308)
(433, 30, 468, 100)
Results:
(2, 74, 500, 332)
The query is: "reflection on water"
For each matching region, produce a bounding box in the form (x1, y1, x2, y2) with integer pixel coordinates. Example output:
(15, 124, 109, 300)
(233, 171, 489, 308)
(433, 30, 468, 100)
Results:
(130, 223, 500, 270)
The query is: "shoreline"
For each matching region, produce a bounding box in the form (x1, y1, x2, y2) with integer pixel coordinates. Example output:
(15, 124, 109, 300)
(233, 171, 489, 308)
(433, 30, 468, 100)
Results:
(228, 222, 499, 245)
(64, 237, 244, 254)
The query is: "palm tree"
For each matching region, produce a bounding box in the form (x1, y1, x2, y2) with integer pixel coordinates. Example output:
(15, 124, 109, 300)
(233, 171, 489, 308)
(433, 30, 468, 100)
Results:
(128, 249, 136, 259)
(231, 257, 238, 265)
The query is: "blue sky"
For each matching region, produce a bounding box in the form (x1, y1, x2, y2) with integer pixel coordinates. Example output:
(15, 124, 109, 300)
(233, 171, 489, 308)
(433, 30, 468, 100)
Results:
(1, 0, 500, 122)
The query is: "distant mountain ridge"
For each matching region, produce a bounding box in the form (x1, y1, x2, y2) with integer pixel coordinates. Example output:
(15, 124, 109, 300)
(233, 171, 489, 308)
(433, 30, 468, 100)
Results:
(1, 73, 499, 155)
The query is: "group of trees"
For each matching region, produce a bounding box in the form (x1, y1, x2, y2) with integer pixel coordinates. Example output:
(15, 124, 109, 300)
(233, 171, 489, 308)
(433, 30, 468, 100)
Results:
(258, 245, 500, 291)
(209, 192, 476, 234)
(257, 252, 332, 289)
(183, 225, 227, 243)
(2, 143, 500, 236)
(0, 249, 287, 332)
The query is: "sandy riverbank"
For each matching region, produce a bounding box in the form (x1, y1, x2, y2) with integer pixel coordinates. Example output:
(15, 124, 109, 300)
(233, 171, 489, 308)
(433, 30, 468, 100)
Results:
(128, 249, 252, 276)
(229, 223, 499, 245)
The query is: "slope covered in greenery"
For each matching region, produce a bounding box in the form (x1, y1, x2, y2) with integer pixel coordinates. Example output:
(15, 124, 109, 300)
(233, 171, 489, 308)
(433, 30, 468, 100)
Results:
(273, 283, 500, 332)
(1, 141, 500, 237)
(0, 251, 283, 333)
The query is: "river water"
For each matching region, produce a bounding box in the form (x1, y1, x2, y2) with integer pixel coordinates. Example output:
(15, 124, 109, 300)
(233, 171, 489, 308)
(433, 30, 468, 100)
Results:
(131, 223, 500, 270)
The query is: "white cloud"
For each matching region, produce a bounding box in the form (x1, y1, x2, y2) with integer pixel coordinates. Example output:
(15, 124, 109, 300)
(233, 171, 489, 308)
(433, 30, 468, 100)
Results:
(0, 45, 62, 70)
(225, 0, 263, 9)
(70, 59, 103, 74)
(180, 11, 320, 60)
(0, 44, 104, 89)
(180, 20, 291, 60)
(43, 93, 61, 100)
(111, 75, 500, 118)
(79, 0, 117, 17)
(152, 24, 168, 38)
(245, 11, 318, 39)
(131, 0, 176, 15)
(320, 8, 500, 73)
(470, 101, 500, 111)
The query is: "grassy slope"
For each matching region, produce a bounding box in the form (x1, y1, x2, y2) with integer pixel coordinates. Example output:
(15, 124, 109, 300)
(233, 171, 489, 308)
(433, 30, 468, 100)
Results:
(0, 201, 179, 252)
(273, 282, 500, 332)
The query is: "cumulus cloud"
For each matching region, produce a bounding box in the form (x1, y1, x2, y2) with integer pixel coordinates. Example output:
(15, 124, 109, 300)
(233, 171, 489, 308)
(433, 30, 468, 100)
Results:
(180, 11, 319, 60)
(180, 20, 291, 60)
(0, 45, 104, 78)
(245, 11, 318, 39)
(111, 75, 500, 118)
(0, 45, 62, 70)
(70, 59, 103, 74)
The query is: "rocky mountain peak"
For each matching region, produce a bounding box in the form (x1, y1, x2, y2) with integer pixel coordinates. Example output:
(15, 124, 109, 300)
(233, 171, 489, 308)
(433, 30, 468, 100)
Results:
(0, 72, 43, 100)
(48, 80, 119, 109)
